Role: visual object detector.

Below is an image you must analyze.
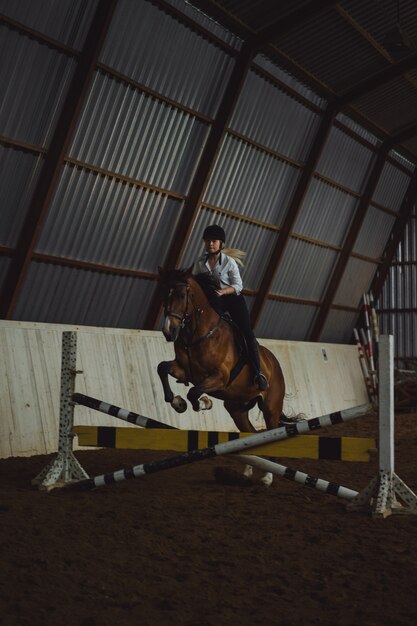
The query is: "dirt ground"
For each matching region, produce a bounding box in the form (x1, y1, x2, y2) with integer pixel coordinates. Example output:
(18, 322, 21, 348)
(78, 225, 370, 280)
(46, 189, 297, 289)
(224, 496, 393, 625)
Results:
(1, 412, 417, 626)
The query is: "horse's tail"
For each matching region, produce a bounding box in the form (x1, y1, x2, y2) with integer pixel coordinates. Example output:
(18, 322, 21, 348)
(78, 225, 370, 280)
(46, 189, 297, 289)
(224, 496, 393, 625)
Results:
(223, 247, 246, 267)
(279, 412, 307, 425)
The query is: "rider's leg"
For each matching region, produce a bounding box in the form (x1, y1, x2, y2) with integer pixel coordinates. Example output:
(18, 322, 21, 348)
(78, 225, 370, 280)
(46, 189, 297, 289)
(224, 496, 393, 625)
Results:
(245, 335, 268, 391)
(208, 294, 225, 316)
(222, 294, 268, 390)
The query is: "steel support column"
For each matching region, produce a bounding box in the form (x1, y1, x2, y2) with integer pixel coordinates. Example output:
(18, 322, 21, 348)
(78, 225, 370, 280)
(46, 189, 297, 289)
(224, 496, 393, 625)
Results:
(250, 104, 337, 329)
(0, 0, 118, 319)
(338, 51, 417, 108)
(309, 143, 390, 341)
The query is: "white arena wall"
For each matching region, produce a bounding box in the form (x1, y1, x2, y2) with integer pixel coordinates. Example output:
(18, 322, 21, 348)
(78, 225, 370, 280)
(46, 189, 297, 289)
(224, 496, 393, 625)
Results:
(0, 320, 369, 458)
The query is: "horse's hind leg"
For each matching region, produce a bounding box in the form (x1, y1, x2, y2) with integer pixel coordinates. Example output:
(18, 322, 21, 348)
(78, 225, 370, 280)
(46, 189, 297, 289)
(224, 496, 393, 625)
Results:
(260, 385, 285, 430)
(223, 401, 273, 487)
(224, 400, 256, 433)
(224, 400, 255, 477)
(261, 389, 303, 427)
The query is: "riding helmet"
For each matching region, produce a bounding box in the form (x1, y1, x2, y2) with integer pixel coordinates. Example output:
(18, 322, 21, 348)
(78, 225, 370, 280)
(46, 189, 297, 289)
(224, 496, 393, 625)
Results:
(203, 224, 226, 242)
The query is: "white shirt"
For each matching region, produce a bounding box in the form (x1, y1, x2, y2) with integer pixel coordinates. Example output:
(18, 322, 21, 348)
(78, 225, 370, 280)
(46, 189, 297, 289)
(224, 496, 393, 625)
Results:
(193, 252, 243, 296)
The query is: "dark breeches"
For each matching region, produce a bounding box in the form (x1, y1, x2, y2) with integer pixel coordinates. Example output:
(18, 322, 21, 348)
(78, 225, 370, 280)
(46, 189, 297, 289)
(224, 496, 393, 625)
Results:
(221, 294, 255, 341)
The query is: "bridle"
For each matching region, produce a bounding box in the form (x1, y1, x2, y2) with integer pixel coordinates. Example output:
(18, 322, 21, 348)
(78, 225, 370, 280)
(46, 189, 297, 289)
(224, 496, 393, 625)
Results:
(163, 280, 222, 347)
(164, 283, 192, 329)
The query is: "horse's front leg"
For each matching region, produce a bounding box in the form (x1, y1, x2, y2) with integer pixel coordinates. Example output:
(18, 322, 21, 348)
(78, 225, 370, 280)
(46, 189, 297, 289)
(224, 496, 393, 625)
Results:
(157, 360, 188, 413)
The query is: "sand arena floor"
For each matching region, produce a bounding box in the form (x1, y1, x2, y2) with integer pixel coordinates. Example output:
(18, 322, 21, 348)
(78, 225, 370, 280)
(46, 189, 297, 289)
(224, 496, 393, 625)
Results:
(1, 412, 417, 626)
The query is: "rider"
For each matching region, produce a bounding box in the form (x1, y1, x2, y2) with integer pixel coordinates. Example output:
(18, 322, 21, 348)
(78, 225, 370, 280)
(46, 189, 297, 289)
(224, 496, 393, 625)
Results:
(193, 223, 268, 391)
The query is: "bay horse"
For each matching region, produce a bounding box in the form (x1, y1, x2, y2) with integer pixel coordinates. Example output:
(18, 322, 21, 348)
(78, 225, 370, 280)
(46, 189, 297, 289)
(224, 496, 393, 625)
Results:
(156, 267, 288, 486)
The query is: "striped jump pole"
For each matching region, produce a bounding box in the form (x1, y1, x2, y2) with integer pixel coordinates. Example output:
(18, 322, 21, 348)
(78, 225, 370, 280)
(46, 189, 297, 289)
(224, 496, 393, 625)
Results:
(353, 328, 376, 405)
(236, 455, 358, 500)
(63, 403, 371, 491)
(72, 393, 175, 430)
(369, 291, 380, 345)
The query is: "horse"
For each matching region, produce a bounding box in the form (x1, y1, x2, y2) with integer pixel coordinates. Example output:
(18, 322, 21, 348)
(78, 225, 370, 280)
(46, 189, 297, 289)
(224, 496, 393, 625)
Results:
(156, 266, 288, 486)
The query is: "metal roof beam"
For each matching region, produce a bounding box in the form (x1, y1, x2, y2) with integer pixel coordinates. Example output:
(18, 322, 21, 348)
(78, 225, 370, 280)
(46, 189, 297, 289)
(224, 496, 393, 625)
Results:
(142, 40, 256, 330)
(371, 171, 417, 301)
(253, 0, 340, 48)
(187, 0, 339, 47)
(338, 51, 417, 107)
(309, 143, 390, 341)
(0, 0, 118, 319)
(250, 104, 337, 329)
(391, 121, 417, 145)
(182, 0, 252, 41)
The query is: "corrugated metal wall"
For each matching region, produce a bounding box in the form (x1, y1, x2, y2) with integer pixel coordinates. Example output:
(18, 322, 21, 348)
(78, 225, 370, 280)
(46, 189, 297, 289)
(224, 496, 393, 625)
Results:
(0, 145, 44, 247)
(256, 300, 317, 340)
(378, 205, 417, 366)
(0, 0, 415, 347)
(101, 0, 237, 116)
(0, 26, 76, 146)
(0, 0, 99, 48)
(37, 168, 183, 269)
(13, 262, 157, 328)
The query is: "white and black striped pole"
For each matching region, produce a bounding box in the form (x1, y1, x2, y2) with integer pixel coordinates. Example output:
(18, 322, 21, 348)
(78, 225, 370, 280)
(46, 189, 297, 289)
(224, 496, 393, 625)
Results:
(64, 403, 371, 491)
(72, 393, 175, 429)
(237, 455, 358, 500)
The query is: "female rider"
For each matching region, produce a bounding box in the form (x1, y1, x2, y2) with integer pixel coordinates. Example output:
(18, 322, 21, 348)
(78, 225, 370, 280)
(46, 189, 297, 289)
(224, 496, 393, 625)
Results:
(193, 224, 268, 391)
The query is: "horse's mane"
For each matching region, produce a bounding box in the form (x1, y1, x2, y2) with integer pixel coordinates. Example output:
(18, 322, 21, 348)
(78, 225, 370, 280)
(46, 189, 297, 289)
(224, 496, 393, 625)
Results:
(158, 268, 218, 302)
(158, 268, 190, 286)
(193, 272, 218, 300)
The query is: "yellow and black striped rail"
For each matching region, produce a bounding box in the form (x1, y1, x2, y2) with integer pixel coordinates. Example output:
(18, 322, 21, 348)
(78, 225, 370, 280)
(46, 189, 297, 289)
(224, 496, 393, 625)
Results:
(72, 425, 375, 462)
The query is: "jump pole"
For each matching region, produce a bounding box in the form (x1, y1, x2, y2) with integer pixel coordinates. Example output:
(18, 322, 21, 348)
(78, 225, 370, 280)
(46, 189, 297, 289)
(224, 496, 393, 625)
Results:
(72, 393, 175, 429)
(63, 403, 370, 491)
(347, 334, 417, 517)
(236, 455, 359, 500)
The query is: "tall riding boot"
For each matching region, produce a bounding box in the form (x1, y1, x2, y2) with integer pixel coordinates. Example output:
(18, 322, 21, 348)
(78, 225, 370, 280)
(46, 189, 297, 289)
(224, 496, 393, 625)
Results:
(246, 337, 268, 390)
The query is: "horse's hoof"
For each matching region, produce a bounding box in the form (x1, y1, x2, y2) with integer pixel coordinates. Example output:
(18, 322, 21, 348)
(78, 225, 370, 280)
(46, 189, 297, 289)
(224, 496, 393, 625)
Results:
(199, 395, 213, 411)
(171, 396, 187, 413)
(243, 464, 253, 479)
(260, 472, 273, 487)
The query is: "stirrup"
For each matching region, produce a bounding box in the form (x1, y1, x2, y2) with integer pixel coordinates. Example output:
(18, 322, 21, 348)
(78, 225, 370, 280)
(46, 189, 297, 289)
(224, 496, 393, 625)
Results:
(254, 372, 268, 390)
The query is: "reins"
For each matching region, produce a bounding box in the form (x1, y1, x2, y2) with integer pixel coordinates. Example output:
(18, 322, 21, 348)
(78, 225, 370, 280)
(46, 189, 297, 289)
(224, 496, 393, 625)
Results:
(164, 280, 222, 349)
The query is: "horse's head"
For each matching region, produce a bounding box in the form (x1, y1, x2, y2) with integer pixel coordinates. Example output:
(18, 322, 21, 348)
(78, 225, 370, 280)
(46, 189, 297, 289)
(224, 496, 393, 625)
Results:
(158, 266, 193, 342)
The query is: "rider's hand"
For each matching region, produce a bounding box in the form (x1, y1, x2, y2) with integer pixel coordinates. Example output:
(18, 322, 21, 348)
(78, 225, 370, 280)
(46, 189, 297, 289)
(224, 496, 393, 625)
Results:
(215, 287, 235, 297)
